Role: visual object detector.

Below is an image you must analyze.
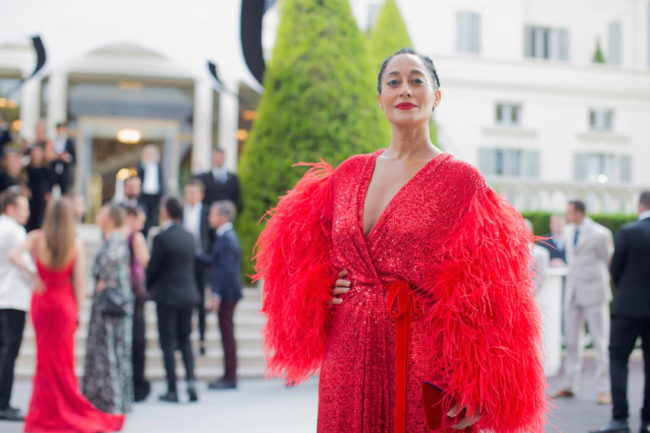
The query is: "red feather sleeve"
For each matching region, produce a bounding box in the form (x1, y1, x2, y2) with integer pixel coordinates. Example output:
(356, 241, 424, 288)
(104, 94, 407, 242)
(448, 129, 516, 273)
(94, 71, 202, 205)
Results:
(253, 161, 336, 384)
(423, 176, 547, 432)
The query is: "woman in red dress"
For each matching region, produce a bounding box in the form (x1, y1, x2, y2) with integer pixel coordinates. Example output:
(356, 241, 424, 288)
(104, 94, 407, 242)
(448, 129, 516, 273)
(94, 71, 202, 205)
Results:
(255, 48, 547, 432)
(10, 197, 124, 433)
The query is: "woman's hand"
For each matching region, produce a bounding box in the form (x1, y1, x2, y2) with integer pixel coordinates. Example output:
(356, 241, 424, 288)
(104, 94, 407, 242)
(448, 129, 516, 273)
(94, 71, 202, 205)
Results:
(328, 270, 350, 305)
(448, 404, 481, 430)
(32, 273, 44, 294)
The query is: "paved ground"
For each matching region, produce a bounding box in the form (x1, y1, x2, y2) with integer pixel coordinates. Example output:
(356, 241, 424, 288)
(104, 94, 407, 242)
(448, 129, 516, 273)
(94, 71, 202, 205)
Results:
(1, 358, 645, 433)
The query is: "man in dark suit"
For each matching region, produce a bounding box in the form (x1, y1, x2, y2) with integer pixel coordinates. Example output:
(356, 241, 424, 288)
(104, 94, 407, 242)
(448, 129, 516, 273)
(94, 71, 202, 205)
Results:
(49, 122, 75, 194)
(146, 197, 201, 403)
(591, 191, 650, 433)
(137, 145, 164, 235)
(182, 179, 211, 355)
(195, 148, 240, 209)
(199, 200, 242, 390)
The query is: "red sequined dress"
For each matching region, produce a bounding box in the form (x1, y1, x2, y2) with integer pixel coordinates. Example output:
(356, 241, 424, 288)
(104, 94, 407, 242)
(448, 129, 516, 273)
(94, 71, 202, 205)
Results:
(255, 149, 546, 433)
(24, 258, 125, 433)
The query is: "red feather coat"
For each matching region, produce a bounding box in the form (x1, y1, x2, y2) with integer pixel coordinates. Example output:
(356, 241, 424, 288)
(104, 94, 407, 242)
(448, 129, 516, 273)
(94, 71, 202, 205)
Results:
(254, 149, 547, 432)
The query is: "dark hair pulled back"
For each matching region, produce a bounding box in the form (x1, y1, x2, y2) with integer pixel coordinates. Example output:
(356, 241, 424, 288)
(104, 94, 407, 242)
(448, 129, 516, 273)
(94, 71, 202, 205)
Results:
(377, 47, 440, 93)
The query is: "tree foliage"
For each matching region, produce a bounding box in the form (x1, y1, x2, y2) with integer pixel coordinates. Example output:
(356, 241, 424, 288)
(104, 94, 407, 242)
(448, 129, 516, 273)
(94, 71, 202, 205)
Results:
(593, 38, 606, 63)
(366, 0, 439, 147)
(366, 0, 412, 73)
(237, 0, 390, 280)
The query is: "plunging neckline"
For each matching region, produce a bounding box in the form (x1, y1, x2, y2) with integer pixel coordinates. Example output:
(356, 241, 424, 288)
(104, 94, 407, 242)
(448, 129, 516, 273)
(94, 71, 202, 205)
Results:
(359, 149, 447, 240)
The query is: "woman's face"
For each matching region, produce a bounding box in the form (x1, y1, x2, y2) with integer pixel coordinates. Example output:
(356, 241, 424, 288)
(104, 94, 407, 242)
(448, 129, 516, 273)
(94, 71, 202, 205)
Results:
(128, 212, 145, 232)
(377, 54, 441, 128)
(95, 206, 108, 229)
(30, 146, 44, 166)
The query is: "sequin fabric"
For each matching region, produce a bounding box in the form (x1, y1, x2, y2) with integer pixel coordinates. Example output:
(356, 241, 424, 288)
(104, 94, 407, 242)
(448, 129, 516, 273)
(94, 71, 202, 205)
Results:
(318, 149, 476, 432)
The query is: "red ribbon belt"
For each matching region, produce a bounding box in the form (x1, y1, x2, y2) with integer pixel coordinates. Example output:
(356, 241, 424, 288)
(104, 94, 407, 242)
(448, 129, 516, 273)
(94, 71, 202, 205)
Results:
(386, 279, 421, 433)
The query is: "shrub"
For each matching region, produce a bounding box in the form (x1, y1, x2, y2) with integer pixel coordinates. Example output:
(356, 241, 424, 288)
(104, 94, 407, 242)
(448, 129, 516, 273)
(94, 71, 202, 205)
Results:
(237, 0, 390, 281)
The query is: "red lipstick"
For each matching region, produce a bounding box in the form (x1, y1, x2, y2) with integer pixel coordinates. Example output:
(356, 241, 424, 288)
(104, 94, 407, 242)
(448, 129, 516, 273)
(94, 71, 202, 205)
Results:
(396, 103, 416, 110)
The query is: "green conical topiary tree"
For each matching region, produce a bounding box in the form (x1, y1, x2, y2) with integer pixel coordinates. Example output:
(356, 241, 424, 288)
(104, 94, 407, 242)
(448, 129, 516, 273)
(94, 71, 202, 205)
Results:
(366, 0, 412, 73)
(237, 0, 390, 280)
(366, 0, 440, 148)
(593, 38, 606, 63)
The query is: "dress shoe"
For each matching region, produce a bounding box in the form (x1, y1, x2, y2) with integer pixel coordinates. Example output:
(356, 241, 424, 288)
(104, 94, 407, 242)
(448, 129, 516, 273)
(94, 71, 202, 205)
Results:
(199, 342, 207, 356)
(550, 388, 575, 398)
(640, 421, 650, 433)
(208, 379, 237, 390)
(0, 407, 24, 421)
(598, 392, 613, 405)
(589, 419, 630, 433)
(158, 391, 179, 402)
(188, 384, 198, 402)
(134, 381, 151, 402)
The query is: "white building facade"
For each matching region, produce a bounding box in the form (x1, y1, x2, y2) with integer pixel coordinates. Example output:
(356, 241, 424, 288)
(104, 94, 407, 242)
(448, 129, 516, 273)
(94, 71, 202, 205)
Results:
(351, 0, 650, 213)
(1, 0, 649, 213)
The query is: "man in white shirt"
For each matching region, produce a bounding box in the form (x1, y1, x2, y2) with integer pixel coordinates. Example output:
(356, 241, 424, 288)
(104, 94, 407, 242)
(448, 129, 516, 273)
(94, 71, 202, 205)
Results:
(183, 180, 211, 355)
(0, 191, 32, 421)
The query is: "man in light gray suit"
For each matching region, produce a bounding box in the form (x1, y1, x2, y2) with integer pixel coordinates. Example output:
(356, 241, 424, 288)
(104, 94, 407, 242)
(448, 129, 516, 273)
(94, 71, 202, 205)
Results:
(552, 200, 614, 404)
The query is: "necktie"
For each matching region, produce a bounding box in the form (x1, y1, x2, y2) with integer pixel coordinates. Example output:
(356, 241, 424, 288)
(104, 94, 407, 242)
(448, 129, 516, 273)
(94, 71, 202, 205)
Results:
(574, 227, 580, 246)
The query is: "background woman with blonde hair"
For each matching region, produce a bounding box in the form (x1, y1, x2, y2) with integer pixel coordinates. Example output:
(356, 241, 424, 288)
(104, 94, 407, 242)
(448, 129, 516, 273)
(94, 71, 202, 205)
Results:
(10, 197, 124, 432)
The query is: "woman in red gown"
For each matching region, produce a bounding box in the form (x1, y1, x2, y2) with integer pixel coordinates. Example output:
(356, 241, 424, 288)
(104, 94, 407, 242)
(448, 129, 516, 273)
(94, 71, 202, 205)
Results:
(10, 198, 124, 433)
(255, 49, 547, 432)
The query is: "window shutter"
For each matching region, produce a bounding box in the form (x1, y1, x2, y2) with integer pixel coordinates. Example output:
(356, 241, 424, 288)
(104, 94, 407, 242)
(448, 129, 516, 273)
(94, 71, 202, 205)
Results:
(478, 148, 496, 176)
(619, 155, 632, 183)
(524, 26, 533, 57)
(608, 21, 622, 65)
(525, 150, 540, 179)
(574, 153, 587, 181)
(556, 28, 569, 61)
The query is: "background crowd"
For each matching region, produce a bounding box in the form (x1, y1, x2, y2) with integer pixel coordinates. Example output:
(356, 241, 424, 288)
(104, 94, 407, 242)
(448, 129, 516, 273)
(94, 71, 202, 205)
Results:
(0, 129, 243, 432)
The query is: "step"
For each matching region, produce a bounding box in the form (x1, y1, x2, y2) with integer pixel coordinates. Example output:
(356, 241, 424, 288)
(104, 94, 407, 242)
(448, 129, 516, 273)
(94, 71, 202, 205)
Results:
(14, 364, 268, 381)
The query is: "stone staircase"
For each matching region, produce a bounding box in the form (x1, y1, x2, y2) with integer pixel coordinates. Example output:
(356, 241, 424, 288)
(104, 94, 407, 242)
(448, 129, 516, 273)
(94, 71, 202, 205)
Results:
(14, 225, 267, 380)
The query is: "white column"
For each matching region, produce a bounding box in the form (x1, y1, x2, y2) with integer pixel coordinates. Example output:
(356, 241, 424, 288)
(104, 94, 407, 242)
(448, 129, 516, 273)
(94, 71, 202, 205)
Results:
(46, 70, 68, 137)
(218, 79, 240, 172)
(192, 79, 214, 174)
(19, 75, 41, 143)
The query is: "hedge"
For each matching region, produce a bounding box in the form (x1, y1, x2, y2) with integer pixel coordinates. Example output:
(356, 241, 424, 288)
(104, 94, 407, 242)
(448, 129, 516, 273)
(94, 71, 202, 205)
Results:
(521, 211, 636, 237)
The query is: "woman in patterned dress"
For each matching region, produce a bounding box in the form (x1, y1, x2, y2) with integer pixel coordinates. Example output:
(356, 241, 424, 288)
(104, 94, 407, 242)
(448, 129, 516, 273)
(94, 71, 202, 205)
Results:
(82, 204, 133, 414)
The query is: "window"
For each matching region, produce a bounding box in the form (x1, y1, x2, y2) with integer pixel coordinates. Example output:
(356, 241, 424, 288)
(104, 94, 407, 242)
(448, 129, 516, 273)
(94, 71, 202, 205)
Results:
(608, 21, 622, 65)
(479, 148, 540, 178)
(589, 109, 614, 131)
(573, 153, 632, 183)
(524, 26, 569, 60)
(495, 103, 522, 126)
(457, 11, 481, 54)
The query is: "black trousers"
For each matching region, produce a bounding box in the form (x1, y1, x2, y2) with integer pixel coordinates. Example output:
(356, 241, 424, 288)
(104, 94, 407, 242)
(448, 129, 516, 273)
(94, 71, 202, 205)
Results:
(218, 300, 238, 382)
(0, 309, 26, 409)
(156, 304, 195, 393)
(610, 316, 650, 422)
(51, 164, 72, 195)
(140, 193, 160, 236)
(132, 298, 148, 397)
(194, 265, 207, 343)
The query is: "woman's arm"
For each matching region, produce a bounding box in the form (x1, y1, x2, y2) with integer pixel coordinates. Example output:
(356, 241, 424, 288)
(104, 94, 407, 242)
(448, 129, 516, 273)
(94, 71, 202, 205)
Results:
(422, 172, 546, 433)
(254, 161, 336, 384)
(132, 231, 150, 268)
(72, 240, 86, 309)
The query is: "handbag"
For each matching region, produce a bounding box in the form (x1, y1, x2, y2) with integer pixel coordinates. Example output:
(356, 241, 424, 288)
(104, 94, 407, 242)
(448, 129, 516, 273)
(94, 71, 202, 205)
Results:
(99, 287, 133, 318)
